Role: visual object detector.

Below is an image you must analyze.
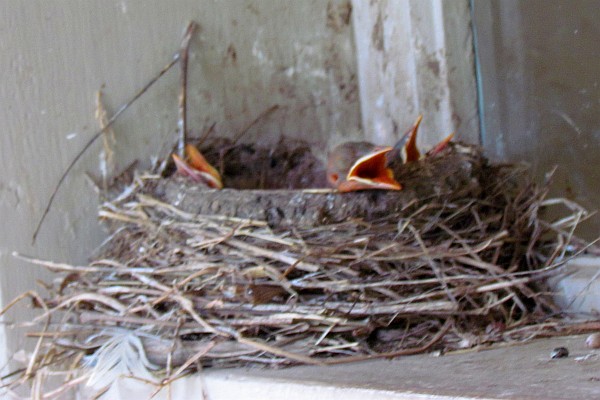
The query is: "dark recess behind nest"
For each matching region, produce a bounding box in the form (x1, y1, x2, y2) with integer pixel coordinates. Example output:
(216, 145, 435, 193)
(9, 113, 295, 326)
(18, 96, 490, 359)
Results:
(199, 137, 330, 190)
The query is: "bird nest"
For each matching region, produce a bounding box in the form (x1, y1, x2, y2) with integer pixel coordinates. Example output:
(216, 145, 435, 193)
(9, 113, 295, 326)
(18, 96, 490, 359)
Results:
(6, 138, 594, 395)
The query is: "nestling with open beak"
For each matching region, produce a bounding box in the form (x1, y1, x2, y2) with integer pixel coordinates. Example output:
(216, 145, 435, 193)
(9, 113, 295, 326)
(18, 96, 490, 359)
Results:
(327, 115, 454, 192)
(327, 142, 402, 192)
(172, 144, 223, 188)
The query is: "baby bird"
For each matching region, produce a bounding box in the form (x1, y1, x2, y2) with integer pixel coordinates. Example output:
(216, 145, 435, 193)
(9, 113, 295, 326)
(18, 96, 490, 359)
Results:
(327, 116, 453, 192)
(172, 144, 223, 189)
(327, 141, 402, 192)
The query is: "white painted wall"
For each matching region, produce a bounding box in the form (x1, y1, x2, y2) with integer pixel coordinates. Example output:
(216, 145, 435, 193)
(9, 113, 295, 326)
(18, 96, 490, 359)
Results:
(351, 0, 479, 148)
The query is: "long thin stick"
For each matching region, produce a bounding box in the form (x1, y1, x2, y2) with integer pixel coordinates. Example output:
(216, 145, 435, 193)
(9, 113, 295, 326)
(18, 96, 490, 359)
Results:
(323, 320, 451, 365)
(32, 57, 180, 244)
(231, 104, 279, 144)
(32, 22, 198, 244)
(95, 90, 116, 193)
(177, 22, 197, 157)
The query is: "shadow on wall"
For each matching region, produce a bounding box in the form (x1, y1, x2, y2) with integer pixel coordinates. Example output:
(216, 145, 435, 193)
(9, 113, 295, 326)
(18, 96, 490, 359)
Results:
(473, 0, 600, 240)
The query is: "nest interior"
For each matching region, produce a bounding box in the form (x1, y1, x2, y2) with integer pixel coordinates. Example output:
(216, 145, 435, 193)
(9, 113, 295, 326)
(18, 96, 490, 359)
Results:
(16, 137, 590, 383)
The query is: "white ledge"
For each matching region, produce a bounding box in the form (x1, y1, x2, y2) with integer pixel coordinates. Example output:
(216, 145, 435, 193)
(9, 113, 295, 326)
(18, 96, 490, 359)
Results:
(83, 334, 600, 400)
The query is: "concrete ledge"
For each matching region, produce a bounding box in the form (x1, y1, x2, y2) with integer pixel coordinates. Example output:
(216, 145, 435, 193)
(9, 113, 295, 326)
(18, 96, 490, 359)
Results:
(87, 334, 600, 399)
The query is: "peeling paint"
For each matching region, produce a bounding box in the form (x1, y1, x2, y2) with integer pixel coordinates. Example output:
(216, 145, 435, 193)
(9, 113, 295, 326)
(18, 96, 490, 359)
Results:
(427, 59, 440, 76)
(326, 0, 352, 32)
(371, 11, 384, 52)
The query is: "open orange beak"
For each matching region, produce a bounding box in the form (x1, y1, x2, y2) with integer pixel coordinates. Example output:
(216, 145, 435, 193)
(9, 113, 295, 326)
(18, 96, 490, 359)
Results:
(172, 144, 223, 189)
(330, 116, 455, 193)
(402, 115, 423, 163)
(338, 147, 402, 192)
(426, 132, 455, 157)
(392, 115, 454, 162)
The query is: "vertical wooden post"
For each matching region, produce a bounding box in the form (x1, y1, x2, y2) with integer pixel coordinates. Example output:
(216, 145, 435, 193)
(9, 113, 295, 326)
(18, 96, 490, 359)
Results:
(351, 0, 480, 148)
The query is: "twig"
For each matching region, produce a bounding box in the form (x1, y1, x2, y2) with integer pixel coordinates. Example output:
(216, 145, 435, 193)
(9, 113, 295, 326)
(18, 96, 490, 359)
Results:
(172, 340, 218, 378)
(41, 373, 90, 400)
(408, 225, 457, 304)
(25, 296, 50, 380)
(0, 290, 46, 318)
(95, 90, 116, 193)
(32, 54, 181, 244)
(197, 122, 217, 146)
(205, 300, 456, 316)
(324, 320, 451, 365)
(177, 22, 197, 157)
(236, 336, 324, 366)
(231, 104, 279, 144)
(12, 252, 116, 273)
(32, 293, 128, 323)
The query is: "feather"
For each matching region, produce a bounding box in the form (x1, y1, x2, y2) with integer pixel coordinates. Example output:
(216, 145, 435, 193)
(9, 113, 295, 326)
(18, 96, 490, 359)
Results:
(84, 329, 158, 389)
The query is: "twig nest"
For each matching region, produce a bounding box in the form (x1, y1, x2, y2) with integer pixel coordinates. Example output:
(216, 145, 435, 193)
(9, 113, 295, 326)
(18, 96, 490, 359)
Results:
(13, 137, 590, 387)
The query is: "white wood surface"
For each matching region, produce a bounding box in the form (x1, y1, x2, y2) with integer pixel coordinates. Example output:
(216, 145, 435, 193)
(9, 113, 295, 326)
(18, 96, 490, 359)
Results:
(351, 0, 479, 148)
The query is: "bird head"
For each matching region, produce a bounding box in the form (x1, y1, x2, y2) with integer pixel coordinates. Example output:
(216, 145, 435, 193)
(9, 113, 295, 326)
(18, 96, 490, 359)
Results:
(172, 144, 223, 189)
(327, 142, 402, 192)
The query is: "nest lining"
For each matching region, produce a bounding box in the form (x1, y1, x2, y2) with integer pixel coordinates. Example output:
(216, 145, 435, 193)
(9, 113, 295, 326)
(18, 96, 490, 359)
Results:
(6, 138, 593, 395)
